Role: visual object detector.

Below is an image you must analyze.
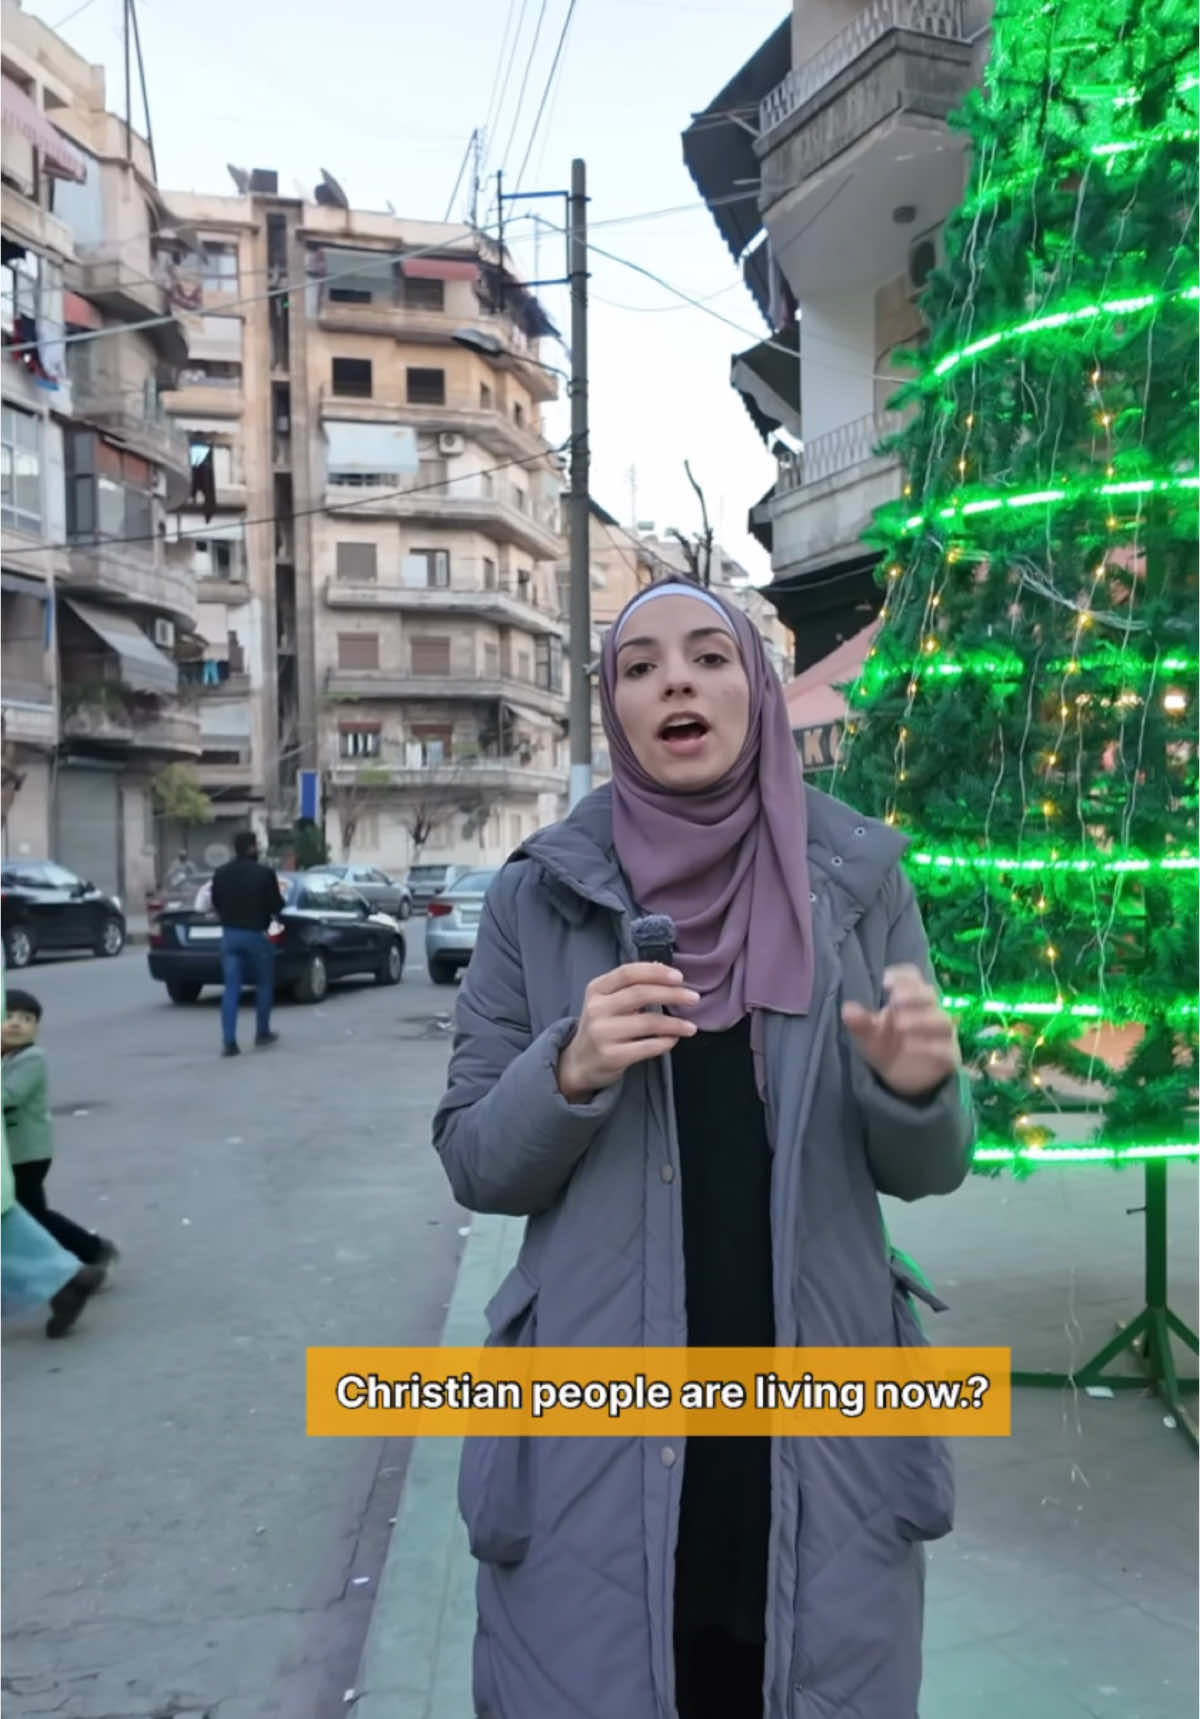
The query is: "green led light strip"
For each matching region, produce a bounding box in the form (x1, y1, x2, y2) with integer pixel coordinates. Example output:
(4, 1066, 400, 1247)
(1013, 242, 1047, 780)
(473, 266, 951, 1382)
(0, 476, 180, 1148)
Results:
(909, 851, 1198, 875)
(896, 473, 1199, 536)
(974, 1142, 1199, 1166)
(852, 650, 1198, 696)
(927, 283, 1199, 386)
(942, 995, 1199, 1023)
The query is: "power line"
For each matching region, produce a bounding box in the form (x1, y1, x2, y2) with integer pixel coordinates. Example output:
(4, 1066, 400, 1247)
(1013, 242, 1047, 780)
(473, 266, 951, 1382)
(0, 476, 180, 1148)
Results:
(479, 0, 522, 156)
(481, 0, 531, 183)
(15, 440, 571, 559)
(513, 0, 580, 193)
(442, 130, 476, 223)
(498, 0, 552, 178)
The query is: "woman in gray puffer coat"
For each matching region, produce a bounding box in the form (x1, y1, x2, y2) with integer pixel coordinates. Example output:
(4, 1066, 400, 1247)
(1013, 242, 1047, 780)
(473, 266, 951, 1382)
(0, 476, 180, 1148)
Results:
(433, 581, 974, 1719)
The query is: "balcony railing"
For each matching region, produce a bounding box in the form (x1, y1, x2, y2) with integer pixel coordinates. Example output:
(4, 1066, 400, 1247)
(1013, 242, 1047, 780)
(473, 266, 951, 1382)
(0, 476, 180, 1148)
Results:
(322, 579, 566, 636)
(326, 669, 567, 718)
(328, 755, 567, 797)
(777, 410, 906, 492)
(68, 388, 191, 479)
(760, 0, 968, 135)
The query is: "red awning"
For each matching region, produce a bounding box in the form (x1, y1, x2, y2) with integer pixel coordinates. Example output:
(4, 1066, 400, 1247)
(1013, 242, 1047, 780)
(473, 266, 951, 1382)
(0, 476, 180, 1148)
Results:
(784, 618, 881, 731)
(1, 77, 87, 182)
(64, 290, 102, 329)
(401, 255, 478, 283)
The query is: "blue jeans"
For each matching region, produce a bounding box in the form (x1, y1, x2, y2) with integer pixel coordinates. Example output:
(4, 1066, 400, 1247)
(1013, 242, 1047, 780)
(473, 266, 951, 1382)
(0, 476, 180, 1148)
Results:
(220, 928, 276, 1047)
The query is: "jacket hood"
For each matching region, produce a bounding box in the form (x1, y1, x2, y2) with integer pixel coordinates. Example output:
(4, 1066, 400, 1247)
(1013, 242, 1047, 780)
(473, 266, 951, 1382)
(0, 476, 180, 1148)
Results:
(514, 783, 908, 930)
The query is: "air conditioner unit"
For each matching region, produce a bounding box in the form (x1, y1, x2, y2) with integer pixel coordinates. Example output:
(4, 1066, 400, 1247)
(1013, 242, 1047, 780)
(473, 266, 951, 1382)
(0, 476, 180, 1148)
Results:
(906, 227, 944, 299)
(438, 432, 465, 456)
(153, 617, 176, 649)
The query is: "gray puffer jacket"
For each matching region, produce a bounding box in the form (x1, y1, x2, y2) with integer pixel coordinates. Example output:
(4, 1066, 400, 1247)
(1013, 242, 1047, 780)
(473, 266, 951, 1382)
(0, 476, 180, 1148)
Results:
(432, 783, 974, 1719)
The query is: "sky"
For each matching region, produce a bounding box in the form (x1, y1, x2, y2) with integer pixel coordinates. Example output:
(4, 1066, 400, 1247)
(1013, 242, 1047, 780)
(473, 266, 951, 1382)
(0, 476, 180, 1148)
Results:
(29, 0, 790, 582)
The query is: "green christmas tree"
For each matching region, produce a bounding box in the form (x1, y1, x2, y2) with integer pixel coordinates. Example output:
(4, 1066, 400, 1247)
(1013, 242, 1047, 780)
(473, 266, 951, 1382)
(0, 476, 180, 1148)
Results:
(836, 0, 1199, 1174)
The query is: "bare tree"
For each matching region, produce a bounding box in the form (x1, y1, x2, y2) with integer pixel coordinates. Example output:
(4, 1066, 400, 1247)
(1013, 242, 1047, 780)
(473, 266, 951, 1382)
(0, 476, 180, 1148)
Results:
(329, 762, 391, 861)
(397, 772, 497, 865)
(666, 461, 715, 588)
(1, 716, 26, 834)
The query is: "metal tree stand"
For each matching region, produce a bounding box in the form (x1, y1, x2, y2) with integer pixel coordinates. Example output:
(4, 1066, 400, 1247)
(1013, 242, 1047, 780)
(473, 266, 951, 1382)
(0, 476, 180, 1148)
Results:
(1010, 1158, 1199, 1448)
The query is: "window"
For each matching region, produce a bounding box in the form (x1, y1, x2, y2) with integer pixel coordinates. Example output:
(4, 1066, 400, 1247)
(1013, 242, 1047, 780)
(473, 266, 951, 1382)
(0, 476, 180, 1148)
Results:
(479, 382, 493, 409)
(401, 549, 450, 589)
(513, 487, 528, 513)
(337, 633, 380, 670)
(339, 724, 382, 758)
(512, 402, 525, 428)
(336, 541, 378, 583)
(410, 635, 451, 676)
(1, 248, 39, 339)
(409, 723, 452, 765)
(403, 276, 445, 311)
(517, 648, 533, 682)
(329, 287, 373, 304)
(65, 430, 152, 543)
(482, 557, 497, 590)
(178, 360, 241, 387)
(196, 537, 238, 577)
(1, 405, 41, 534)
(482, 640, 499, 676)
(201, 242, 239, 293)
(407, 367, 445, 406)
(332, 357, 373, 398)
(536, 635, 564, 692)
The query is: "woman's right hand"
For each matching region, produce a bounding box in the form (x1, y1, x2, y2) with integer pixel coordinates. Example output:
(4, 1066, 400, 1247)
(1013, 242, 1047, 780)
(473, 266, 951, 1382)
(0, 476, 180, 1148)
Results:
(556, 964, 700, 1103)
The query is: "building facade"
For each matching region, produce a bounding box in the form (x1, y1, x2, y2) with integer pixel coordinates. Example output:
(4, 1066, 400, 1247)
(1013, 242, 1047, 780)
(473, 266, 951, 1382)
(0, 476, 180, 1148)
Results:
(160, 180, 569, 873)
(685, 0, 992, 673)
(2, 0, 197, 906)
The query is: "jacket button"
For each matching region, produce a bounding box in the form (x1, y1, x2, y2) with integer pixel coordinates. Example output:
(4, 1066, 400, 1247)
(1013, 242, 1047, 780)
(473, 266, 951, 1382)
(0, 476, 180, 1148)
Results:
(660, 1445, 677, 1467)
(660, 1163, 675, 1183)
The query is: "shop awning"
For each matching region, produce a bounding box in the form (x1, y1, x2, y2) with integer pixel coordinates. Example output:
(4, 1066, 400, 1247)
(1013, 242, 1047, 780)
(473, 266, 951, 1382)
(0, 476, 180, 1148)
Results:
(1, 569, 50, 598)
(503, 700, 556, 729)
(62, 598, 178, 695)
(1, 77, 87, 182)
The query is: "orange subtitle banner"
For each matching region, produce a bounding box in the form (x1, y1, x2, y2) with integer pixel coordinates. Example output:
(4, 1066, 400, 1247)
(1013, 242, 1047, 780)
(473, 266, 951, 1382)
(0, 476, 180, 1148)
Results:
(307, 1346, 1012, 1438)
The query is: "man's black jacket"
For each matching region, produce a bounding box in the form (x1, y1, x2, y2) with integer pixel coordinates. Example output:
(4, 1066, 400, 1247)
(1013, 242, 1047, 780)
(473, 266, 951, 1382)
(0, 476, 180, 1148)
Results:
(211, 857, 285, 932)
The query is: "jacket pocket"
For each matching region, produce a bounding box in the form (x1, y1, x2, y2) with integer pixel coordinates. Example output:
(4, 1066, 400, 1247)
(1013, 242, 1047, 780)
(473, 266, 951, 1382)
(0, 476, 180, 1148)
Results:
(888, 1257, 956, 1543)
(457, 1261, 538, 1566)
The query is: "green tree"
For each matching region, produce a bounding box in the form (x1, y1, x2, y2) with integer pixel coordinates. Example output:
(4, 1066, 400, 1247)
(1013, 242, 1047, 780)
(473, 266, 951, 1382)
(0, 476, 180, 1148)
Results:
(836, 0, 1198, 1171)
(151, 764, 214, 828)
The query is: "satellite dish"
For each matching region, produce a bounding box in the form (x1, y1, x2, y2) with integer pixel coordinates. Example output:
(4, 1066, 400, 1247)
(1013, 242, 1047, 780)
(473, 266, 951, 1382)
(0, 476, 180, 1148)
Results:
(227, 164, 249, 195)
(315, 168, 349, 210)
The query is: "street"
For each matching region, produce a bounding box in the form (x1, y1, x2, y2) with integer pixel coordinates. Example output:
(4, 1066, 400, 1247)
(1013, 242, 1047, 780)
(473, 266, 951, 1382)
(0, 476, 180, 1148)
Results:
(1, 943, 466, 1719)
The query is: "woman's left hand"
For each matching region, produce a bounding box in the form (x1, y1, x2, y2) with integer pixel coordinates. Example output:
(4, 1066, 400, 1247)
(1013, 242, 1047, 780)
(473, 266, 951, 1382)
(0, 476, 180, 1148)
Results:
(841, 964, 961, 1100)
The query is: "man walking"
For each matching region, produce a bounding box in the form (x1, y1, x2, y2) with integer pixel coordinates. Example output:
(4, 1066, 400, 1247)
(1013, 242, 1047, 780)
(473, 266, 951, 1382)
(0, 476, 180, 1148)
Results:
(211, 831, 285, 1058)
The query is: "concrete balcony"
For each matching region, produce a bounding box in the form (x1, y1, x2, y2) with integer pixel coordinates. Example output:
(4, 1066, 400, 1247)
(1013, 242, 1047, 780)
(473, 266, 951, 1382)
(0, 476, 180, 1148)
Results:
(62, 542, 196, 629)
(0, 189, 75, 264)
(766, 410, 905, 578)
(314, 302, 558, 402)
(325, 670, 567, 721)
(198, 759, 257, 792)
(756, 0, 974, 296)
(322, 578, 566, 639)
(0, 680, 57, 749)
(327, 757, 566, 798)
(68, 387, 192, 484)
(63, 252, 188, 364)
(161, 381, 244, 421)
(318, 389, 556, 471)
(61, 700, 201, 757)
(324, 479, 561, 562)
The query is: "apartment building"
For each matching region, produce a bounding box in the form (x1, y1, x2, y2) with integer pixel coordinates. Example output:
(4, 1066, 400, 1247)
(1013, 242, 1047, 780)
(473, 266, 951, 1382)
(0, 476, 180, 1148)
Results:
(160, 179, 569, 871)
(2, 0, 197, 904)
(685, 0, 991, 673)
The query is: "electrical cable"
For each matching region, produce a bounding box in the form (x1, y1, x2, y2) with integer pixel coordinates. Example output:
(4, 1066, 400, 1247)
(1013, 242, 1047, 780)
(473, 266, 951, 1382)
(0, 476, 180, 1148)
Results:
(12, 439, 571, 558)
(498, 0, 552, 179)
(481, 0, 531, 181)
(512, 0, 580, 193)
(442, 132, 476, 224)
(478, 0, 522, 162)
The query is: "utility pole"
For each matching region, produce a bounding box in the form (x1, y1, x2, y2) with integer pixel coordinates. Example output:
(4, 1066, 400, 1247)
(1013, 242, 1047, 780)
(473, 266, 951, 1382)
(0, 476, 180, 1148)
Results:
(567, 158, 591, 809)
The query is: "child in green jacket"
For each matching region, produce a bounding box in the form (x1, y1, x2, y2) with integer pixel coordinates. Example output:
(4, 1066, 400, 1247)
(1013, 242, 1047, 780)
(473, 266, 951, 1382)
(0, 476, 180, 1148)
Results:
(2, 989, 118, 1271)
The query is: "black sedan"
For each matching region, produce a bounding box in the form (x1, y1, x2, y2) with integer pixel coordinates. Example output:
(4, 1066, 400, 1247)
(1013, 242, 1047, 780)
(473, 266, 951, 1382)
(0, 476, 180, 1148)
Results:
(2, 860, 127, 968)
(147, 872, 405, 1004)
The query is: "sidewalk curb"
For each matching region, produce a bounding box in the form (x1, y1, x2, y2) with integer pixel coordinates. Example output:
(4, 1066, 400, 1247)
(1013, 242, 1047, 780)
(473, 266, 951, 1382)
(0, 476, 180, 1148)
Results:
(352, 1213, 522, 1718)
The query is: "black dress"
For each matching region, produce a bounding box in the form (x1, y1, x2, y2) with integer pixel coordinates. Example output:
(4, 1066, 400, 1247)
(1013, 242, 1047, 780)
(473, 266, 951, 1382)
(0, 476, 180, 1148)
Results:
(671, 1016, 774, 1719)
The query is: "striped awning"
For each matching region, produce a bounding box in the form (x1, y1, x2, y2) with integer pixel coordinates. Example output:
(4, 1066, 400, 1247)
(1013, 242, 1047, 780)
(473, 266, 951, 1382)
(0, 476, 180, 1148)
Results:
(1, 77, 87, 182)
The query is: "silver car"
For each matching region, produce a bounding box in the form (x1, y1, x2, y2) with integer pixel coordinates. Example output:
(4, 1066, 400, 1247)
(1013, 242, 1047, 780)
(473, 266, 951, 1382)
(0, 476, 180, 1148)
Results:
(424, 868, 497, 984)
(406, 862, 468, 912)
(306, 864, 412, 919)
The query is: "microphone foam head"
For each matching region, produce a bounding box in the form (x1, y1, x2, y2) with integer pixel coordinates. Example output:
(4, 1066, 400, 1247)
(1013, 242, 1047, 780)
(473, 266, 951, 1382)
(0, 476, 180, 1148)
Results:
(630, 914, 677, 961)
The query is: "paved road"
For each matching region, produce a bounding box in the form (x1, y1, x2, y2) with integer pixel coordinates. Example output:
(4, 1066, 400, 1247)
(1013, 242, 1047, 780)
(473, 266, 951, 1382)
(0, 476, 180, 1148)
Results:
(1, 942, 467, 1719)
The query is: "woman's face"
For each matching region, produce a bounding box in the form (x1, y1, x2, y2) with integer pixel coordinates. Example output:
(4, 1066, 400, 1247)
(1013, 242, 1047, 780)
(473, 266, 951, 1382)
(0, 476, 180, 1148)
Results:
(612, 594, 751, 790)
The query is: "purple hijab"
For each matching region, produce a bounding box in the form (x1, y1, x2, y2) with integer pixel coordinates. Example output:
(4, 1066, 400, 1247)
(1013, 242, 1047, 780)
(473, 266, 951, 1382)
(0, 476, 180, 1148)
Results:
(599, 581, 815, 1061)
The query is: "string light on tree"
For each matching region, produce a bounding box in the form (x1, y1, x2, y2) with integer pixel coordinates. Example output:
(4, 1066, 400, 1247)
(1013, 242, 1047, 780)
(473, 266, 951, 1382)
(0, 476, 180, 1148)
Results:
(833, 0, 1199, 1187)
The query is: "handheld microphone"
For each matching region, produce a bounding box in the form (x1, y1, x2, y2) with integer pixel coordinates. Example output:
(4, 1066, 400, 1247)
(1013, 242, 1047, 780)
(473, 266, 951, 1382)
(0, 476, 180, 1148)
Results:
(630, 913, 677, 969)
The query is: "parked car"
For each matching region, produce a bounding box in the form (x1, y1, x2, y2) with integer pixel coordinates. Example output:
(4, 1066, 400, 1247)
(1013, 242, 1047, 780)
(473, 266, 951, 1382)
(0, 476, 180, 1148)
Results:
(1, 861, 126, 968)
(406, 863, 468, 912)
(425, 868, 497, 984)
(147, 872, 405, 1004)
(306, 863, 412, 919)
